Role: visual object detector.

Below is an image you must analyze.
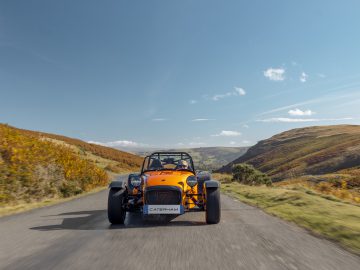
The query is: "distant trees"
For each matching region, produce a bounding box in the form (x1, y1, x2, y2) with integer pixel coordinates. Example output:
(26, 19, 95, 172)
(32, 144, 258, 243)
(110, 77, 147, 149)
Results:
(232, 163, 272, 186)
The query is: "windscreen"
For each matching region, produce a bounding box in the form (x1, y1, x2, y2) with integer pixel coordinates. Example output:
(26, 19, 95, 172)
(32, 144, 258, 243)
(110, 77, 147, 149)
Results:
(142, 153, 194, 172)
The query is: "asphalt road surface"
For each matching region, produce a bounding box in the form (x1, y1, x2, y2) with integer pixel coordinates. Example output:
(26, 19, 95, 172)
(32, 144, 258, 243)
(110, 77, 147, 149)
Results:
(1, 183, 359, 269)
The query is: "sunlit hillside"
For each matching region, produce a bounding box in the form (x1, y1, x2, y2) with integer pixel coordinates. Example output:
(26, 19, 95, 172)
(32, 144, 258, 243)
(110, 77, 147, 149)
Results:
(0, 124, 142, 207)
(217, 125, 360, 203)
(218, 125, 360, 180)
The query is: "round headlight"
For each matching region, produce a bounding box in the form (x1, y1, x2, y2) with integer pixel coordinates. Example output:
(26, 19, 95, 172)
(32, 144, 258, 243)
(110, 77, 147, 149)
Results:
(130, 175, 141, 187)
(186, 176, 198, 187)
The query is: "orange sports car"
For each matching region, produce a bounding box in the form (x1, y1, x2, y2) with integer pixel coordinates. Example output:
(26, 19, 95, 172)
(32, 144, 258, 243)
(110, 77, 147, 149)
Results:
(108, 152, 221, 224)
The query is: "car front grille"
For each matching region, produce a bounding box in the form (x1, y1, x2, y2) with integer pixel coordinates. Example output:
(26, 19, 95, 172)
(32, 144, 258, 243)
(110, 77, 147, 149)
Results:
(145, 187, 182, 205)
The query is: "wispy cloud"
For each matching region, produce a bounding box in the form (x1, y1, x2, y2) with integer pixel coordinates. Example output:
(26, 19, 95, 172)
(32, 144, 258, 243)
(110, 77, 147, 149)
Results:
(300, 72, 308, 83)
(189, 100, 197, 104)
(212, 87, 246, 101)
(88, 140, 144, 147)
(234, 87, 246, 95)
(258, 117, 353, 123)
(212, 130, 242, 137)
(189, 142, 206, 146)
(152, 118, 167, 121)
(191, 118, 215, 122)
(288, 108, 314, 116)
(260, 91, 360, 116)
(264, 68, 285, 81)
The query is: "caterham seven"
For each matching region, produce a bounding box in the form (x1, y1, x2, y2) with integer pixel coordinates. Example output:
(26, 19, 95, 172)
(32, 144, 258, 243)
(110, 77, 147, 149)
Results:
(108, 152, 221, 224)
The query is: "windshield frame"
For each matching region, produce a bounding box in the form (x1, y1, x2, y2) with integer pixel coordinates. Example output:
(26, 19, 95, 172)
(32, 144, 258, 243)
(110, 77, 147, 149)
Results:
(141, 152, 195, 174)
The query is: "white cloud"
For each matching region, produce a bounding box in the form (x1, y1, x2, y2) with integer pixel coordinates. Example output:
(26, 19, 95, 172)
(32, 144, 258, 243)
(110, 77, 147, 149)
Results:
(152, 118, 167, 121)
(229, 141, 236, 145)
(318, 73, 326, 78)
(212, 130, 242, 137)
(191, 118, 214, 122)
(234, 87, 246, 96)
(258, 117, 353, 123)
(242, 124, 249, 128)
(88, 140, 140, 147)
(260, 90, 360, 116)
(288, 108, 314, 116)
(242, 140, 251, 144)
(189, 100, 197, 104)
(212, 87, 246, 101)
(300, 72, 308, 83)
(260, 97, 323, 115)
(189, 142, 206, 146)
(264, 68, 285, 81)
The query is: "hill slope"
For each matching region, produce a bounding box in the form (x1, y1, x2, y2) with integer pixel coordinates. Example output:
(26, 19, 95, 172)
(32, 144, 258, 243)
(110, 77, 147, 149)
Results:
(16, 126, 143, 172)
(135, 147, 249, 170)
(218, 125, 360, 180)
(0, 124, 142, 207)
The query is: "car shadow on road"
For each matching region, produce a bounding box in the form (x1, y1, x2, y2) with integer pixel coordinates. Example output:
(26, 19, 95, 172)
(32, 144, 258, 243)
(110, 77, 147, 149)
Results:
(30, 210, 206, 231)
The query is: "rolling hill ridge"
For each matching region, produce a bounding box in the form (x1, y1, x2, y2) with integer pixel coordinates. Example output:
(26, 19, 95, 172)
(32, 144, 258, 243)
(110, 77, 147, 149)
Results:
(218, 125, 360, 180)
(135, 146, 249, 170)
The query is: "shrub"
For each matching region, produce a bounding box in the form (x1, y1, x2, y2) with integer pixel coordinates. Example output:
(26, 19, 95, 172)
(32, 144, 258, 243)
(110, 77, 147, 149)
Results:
(0, 124, 109, 205)
(232, 163, 272, 186)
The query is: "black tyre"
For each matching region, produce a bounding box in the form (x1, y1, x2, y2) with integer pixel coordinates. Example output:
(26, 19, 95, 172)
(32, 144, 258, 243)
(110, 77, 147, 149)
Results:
(205, 188, 221, 224)
(108, 188, 126, 224)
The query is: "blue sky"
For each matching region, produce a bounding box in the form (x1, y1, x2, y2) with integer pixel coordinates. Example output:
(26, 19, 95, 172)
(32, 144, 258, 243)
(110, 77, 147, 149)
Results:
(1, 0, 360, 149)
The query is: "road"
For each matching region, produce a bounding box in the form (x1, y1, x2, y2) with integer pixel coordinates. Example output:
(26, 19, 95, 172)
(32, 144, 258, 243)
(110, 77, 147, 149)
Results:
(1, 182, 359, 270)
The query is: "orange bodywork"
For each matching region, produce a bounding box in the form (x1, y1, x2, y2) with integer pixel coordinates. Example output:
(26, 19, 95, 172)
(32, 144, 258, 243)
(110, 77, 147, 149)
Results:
(143, 170, 200, 209)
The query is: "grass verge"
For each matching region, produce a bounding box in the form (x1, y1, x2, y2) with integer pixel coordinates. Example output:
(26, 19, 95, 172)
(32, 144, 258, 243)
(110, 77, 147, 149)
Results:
(0, 172, 130, 218)
(220, 180, 360, 254)
(0, 185, 108, 217)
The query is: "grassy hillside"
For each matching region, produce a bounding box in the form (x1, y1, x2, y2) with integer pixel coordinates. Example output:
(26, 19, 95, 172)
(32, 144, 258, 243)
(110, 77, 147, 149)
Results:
(218, 125, 360, 180)
(0, 124, 142, 208)
(136, 147, 249, 170)
(15, 126, 143, 172)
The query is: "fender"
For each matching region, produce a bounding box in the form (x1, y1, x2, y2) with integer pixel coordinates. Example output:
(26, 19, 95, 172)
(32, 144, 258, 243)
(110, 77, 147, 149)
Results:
(109, 180, 126, 189)
(204, 180, 220, 189)
(197, 171, 211, 182)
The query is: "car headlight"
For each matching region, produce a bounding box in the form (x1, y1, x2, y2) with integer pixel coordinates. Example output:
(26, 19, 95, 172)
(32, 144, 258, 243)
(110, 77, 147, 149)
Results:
(186, 176, 198, 187)
(130, 175, 141, 187)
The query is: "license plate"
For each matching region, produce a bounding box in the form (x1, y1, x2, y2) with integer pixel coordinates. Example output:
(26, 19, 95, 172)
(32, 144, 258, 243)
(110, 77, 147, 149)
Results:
(145, 205, 181, 214)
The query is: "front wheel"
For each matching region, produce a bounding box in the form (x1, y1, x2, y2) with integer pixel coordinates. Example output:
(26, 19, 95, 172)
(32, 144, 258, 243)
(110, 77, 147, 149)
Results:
(108, 189, 126, 224)
(205, 188, 221, 224)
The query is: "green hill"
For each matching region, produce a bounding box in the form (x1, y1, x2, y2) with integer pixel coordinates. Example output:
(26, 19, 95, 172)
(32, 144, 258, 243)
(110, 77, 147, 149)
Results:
(217, 125, 360, 180)
(0, 124, 142, 207)
(136, 147, 249, 170)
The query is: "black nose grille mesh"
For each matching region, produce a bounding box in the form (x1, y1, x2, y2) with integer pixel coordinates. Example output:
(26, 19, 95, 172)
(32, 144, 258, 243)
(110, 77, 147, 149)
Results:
(145, 189, 181, 205)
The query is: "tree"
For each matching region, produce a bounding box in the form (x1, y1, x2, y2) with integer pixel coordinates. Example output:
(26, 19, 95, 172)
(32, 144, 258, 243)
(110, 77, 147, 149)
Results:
(232, 163, 272, 186)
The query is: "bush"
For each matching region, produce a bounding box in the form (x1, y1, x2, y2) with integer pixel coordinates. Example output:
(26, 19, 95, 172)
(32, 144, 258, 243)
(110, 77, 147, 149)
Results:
(0, 124, 109, 205)
(232, 163, 272, 186)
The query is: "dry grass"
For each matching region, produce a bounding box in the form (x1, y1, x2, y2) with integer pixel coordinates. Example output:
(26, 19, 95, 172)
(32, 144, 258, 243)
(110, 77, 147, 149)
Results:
(10, 124, 143, 171)
(275, 173, 360, 204)
(0, 186, 108, 217)
(218, 125, 360, 180)
(215, 174, 360, 254)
